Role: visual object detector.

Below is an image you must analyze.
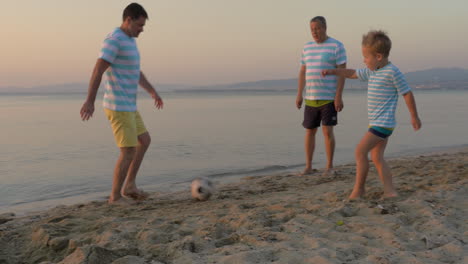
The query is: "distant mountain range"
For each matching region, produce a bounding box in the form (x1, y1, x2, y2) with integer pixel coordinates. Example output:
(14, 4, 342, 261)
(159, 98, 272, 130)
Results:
(187, 67, 468, 92)
(1, 67, 467, 94)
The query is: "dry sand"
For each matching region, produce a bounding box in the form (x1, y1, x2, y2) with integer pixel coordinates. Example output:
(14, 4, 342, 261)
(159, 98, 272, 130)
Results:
(0, 149, 466, 264)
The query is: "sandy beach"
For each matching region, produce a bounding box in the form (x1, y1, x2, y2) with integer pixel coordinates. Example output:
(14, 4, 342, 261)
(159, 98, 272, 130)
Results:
(0, 148, 466, 264)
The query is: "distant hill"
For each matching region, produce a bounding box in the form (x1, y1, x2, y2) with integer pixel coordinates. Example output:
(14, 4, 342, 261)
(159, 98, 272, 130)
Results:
(185, 67, 468, 92)
(405, 68, 468, 83)
(1, 67, 467, 94)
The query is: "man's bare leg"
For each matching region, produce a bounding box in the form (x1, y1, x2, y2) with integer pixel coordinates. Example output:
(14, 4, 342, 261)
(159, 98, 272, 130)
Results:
(109, 147, 136, 203)
(301, 128, 317, 175)
(122, 132, 151, 198)
(322, 125, 336, 176)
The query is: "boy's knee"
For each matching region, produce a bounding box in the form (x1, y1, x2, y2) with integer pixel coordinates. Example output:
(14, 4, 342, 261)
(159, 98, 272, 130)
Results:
(371, 156, 384, 166)
(354, 149, 366, 160)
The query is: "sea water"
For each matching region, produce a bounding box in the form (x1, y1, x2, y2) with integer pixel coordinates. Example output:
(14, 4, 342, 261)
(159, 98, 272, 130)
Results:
(1, 90, 467, 214)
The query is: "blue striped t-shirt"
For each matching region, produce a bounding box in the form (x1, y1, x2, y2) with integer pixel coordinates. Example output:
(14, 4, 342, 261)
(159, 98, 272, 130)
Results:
(301, 37, 347, 100)
(99, 28, 140, 112)
(356, 63, 412, 128)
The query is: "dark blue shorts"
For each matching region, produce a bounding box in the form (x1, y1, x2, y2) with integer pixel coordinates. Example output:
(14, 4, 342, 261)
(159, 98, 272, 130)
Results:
(302, 102, 337, 129)
(369, 126, 394, 139)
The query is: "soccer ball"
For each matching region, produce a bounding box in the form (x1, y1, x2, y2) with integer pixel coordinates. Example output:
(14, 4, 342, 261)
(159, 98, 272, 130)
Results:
(191, 177, 214, 201)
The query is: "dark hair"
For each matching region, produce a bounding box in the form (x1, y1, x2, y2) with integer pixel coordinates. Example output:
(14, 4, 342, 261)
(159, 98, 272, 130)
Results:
(362, 30, 392, 58)
(123, 3, 148, 21)
(310, 16, 326, 29)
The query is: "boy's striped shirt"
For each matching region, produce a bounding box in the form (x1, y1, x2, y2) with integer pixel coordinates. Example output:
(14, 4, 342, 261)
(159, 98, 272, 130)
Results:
(356, 63, 412, 128)
(99, 28, 140, 112)
(301, 37, 347, 100)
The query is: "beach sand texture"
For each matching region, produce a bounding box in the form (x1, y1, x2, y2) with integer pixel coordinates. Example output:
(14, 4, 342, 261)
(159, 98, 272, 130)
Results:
(0, 150, 466, 264)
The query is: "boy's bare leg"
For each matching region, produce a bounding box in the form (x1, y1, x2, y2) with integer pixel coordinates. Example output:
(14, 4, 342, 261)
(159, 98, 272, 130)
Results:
(350, 132, 382, 199)
(109, 147, 136, 203)
(301, 128, 317, 175)
(322, 125, 336, 175)
(122, 132, 151, 198)
(371, 138, 397, 197)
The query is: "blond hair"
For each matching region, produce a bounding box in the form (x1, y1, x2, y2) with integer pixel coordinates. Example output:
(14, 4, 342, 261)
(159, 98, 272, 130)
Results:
(362, 30, 392, 58)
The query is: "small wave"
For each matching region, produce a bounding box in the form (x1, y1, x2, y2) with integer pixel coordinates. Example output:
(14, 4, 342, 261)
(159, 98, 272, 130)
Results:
(206, 164, 303, 179)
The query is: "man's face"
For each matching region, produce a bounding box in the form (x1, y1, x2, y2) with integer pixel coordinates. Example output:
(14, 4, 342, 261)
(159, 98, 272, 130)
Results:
(310, 21, 327, 43)
(127, 16, 146, 38)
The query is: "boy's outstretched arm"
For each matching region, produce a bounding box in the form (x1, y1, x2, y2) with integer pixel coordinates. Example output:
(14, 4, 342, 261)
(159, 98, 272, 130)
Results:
(403, 91, 422, 131)
(322, 68, 358, 79)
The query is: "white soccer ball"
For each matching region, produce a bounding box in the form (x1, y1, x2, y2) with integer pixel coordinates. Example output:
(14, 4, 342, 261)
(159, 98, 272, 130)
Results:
(191, 177, 214, 201)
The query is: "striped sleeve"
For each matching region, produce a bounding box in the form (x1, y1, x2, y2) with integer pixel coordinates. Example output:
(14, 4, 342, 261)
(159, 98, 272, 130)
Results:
(99, 37, 120, 64)
(392, 68, 411, 95)
(356, 68, 371, 82)
(300, 49, 305, 65)
(335, 43, 347, 65)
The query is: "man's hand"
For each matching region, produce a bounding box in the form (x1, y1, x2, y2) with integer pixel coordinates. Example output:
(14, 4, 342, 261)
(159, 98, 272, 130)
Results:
(334, 97, 344, 112)
(296, 94, 303, 109)
(80, 101, 95, 121)
(412, 117, 422, 131)
(153, 94, 164, 109)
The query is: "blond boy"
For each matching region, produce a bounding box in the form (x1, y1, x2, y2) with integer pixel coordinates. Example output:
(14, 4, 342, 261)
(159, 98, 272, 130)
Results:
(322, 30, 421, 199)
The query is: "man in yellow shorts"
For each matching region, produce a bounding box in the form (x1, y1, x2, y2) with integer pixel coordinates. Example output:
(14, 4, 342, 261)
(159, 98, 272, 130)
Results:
(80, 3, 163, 204)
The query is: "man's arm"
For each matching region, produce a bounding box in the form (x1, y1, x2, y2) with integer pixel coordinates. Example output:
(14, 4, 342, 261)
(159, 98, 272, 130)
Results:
(139, 71, 164, 109)
(403, 91, 421, 131)
(80, 58, 110, 121)
(296, 65, 306, 109)
(334, 63, 346, 112)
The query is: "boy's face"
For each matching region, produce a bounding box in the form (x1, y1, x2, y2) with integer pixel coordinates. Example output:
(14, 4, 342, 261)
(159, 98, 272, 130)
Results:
(362, 46, 383, 71)
(310, 21, 327, 43)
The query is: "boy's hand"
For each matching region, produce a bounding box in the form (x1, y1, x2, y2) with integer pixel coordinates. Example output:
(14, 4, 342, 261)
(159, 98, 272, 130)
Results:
(321, 69, 334, 77)
(412, 117, 422, 131)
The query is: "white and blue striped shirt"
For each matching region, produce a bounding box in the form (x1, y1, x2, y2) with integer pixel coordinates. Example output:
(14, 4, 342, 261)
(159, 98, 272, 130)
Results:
(301, 37, 347, 100)
(99, 28, 140, 112)
(357, 63, 411, 128)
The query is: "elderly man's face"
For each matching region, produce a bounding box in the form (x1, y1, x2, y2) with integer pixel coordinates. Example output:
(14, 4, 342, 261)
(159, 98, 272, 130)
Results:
(310, 21, 327, 43)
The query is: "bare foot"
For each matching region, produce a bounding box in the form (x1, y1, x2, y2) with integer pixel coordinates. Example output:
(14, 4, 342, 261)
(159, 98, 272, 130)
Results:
(122, 189, 149, 200)
(349, 189, 365, 199)
(383, 192, 398, 199)
(107, 197, 136, 205)
(322, 168, 338, 177)
(298, 168, 317, 176)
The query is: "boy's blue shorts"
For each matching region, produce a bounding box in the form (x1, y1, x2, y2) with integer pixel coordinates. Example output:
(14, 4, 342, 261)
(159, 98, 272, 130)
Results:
(369, 126, 393, 139)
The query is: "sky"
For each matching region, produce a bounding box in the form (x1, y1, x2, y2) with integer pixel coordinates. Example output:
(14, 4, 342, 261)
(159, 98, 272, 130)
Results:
(2, 0, 468, 88)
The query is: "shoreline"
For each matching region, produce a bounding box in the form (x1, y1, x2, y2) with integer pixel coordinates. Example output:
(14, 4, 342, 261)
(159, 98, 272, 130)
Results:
(3, 144, 467, 218)
(0, 147, 467, 263)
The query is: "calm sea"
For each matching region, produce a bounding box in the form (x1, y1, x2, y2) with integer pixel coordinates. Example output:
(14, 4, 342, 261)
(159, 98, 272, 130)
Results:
(1, 90, 467, 215)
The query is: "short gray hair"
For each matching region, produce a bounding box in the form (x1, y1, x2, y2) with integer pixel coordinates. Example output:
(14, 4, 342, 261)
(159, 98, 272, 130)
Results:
(310, 16, 326, 28)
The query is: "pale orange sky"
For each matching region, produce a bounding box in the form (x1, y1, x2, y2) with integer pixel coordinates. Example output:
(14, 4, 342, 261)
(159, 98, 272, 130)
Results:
(1, 0, 467, 88)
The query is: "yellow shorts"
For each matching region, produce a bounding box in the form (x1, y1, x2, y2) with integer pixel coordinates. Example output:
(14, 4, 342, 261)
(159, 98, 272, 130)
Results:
(104, 109, 147, 147)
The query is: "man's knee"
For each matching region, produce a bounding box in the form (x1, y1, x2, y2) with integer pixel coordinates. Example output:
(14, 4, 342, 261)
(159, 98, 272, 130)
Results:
(322, 126, 335, 139)
(138, 132, 151, 148)
(120, 147, 136, 161)
(306, 128, 318, 137)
